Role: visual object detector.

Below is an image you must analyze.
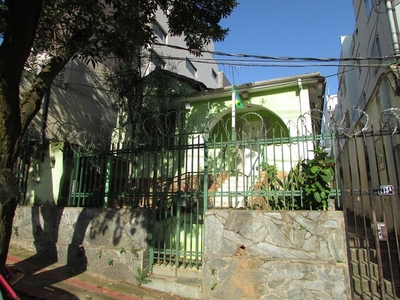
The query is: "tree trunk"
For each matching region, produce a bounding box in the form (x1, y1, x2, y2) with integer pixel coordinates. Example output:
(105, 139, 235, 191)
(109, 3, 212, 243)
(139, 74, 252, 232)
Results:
(0, 170, 21, 264)
(0, 0, 43, 264)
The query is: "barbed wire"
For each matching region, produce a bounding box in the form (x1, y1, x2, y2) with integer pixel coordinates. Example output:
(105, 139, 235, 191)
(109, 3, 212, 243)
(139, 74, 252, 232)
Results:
(21, 120, 111, 154)
(20, 107, 400, 155)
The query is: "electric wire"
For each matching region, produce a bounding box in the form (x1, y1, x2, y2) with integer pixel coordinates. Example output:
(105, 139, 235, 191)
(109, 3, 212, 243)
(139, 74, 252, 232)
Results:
(153, 42, 399, 63)
(47, 37, 400, 94)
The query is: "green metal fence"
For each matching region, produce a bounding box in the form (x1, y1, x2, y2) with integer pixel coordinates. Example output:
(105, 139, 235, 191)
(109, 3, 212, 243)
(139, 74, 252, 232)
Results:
(14, 108, 400, 292)
(64, 122, 340, 270)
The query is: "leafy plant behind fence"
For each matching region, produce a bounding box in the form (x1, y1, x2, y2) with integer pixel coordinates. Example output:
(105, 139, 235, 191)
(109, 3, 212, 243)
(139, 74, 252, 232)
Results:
(258, 145, 335, 210)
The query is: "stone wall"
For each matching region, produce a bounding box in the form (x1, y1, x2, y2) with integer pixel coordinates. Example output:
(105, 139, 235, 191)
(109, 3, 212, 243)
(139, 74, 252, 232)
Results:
(11, 207, 151, 284)
(11, 207, 352, 299)
(202, 210, 351, 300)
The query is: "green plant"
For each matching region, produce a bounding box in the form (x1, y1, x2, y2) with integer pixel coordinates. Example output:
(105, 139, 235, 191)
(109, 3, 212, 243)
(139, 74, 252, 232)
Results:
(130, 246, 140, 259)
(120, 247, 126, 254)
(257, 163, 292, 210)
(292, 146, 335, 210)
(259, 161, 268, 171)
(255, 146, 335, 211)
(298, 224, 307, 231)
(134, 268, 152, 286)
(211, 283, 217, 290)
(97, 249, 103, 259)
(108, 258, 114, 266)
(210, 267, 217, 276)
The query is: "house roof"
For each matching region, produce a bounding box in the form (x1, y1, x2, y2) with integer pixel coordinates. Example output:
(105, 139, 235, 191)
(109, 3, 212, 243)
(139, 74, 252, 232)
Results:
(144, 68, 208, 92)
(185, 72, 326, 134)
(188, 72, 326, 111)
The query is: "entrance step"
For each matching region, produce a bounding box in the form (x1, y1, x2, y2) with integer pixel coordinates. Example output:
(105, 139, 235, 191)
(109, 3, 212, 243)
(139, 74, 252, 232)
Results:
(147, 265, 202, 299)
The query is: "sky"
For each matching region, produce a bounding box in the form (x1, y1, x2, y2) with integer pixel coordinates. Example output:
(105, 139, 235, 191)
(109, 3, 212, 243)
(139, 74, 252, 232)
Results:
(215, 1, 356, 95)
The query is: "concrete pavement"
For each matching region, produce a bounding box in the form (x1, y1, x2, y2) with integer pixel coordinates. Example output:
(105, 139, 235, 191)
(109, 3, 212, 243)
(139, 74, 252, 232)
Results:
(7, 245, 189, 300)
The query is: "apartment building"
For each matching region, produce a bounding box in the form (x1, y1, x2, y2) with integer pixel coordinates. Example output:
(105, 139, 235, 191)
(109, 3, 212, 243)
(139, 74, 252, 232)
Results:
(338, 0, 400, 122)
(337, 2, 400, 298)
(146, 8, 229, 89)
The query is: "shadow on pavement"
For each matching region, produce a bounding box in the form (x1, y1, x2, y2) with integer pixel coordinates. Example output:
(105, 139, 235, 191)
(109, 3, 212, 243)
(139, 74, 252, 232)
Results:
(10, 253, 83, 300)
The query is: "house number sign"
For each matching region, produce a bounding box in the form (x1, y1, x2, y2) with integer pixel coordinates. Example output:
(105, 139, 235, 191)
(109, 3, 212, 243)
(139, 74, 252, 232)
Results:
(378, 185, 395, 195)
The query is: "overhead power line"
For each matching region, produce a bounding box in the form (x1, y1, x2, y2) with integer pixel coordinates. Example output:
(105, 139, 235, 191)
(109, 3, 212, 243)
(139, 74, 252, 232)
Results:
(154, 42, 398, 65)
(158, 55, 389, 69)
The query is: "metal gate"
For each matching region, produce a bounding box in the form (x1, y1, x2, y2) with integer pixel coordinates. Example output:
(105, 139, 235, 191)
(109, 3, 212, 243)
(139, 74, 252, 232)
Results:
(340, 121, 400, 299)
(67, 134, 207, 270)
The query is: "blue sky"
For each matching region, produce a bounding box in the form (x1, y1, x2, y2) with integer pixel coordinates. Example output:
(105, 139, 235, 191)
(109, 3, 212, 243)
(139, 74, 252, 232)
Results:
(215, 1, 355, 95)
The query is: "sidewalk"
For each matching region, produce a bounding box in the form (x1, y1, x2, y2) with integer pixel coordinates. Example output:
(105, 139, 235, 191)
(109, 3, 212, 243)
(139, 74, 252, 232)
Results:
(7, 245, 188, 300)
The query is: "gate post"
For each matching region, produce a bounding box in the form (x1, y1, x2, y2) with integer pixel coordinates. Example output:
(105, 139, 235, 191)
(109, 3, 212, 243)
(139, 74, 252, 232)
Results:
(149, 149, 158, 273)
(203, 132, 209, 213)
(68, 150, 81, 206)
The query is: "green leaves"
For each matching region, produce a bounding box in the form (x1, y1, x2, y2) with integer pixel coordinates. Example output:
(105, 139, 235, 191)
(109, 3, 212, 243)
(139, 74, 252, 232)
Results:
(310, 165, 319, 174)
(298, 146, 334, 210)
(33, 0, 237, 63)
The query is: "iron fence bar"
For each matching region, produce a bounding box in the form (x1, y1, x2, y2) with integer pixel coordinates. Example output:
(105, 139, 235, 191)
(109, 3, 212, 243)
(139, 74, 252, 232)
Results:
(330, 133, 341, 208)
(144, 150, 152, 207)
(364, 127, 386, 299)
(80, 156, 88, 206)
(149, 149, 158, 272)
(196, 135, 203, 268)
(337, 133, 356, 298)
(68, 151, 81, 206)
(353, 133, 375, 298)
(296, 133, 304, 208)
(378, 124, 399, 298)
(92, 154, 99, 207)
(206, 133, 335, 148)
(287, 129, 295, 209)
(389, 203, 400, 299)
(175, 136, 183, 269)
(113, 151, 122, 206)
(104, 155, 111, 207)
(203, 129, 209, 267)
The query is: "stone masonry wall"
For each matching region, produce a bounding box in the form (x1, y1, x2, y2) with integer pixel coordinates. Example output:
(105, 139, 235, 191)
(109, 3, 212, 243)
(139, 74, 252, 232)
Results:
(11, 207, 151, 284)
(202, 210, 351, 300)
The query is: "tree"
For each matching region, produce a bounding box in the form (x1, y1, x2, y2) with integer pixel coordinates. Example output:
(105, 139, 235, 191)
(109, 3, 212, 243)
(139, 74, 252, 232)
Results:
(0, 0, 237, 264)
(105, 51, 206, 148)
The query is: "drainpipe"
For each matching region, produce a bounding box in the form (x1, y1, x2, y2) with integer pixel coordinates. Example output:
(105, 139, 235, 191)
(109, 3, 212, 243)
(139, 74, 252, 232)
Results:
(385, 1, 400, 95)
(386, 0, 400, 56)
(298, 78, 303, 116)
(40, 87, 50, 145)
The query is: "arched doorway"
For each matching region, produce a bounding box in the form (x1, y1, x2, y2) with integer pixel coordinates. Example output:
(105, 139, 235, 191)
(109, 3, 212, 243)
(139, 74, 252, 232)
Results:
(208, 104, 289, 177)
(209, 105, 289, 142)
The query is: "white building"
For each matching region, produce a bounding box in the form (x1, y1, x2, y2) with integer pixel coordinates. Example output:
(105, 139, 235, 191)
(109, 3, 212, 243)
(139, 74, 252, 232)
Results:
(338, 0, 400, 124)
(146, 8, 230, 89)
